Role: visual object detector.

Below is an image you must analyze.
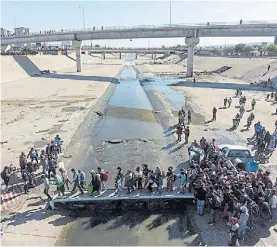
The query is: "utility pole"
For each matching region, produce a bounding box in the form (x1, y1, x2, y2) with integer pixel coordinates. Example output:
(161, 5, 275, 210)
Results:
(13, 16, 16, 29)
(169, 0, 172, 26)
(79, 6, 85, 30)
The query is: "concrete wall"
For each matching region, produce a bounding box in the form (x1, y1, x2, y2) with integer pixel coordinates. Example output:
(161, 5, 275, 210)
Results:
(13, 55, 41, 76)
(180, 56, 277, 82)
(27, 54, 76, 71)
(1, 56, 30, 83)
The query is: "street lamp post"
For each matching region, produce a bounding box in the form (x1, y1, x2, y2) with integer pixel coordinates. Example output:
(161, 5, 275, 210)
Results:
(169, 0, 172, 26)
(13, 16, 17, 29)
(79, 6, 85, 30)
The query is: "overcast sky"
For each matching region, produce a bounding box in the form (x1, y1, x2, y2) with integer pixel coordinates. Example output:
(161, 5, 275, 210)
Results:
(1, 1, 277, 47)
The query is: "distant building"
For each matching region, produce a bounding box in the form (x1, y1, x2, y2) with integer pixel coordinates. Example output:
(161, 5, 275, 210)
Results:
(1, 28, 11, 37)
(14, 27, 30, 48)
(14, 27, 30, 36)
(61, 41, 72, 49)
(197, 50, 213, 56)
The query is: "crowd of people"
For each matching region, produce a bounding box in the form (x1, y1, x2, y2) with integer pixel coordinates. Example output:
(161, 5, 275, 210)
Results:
(190, 138, 277, 245)
(1, 135, 63, 194)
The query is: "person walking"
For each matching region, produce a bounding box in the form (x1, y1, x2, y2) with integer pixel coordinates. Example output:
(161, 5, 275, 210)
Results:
(27, 148, 38, 163)
(90, 170, 101, 195)
(47, 154, 57, 179)
(207, 188, 221, 225)
(166, 167, 175, 192)
(71, 168, 84, 194)
(195, 183, 207, 216)
(155, 166, 164, 194)
(176, 125, 183, 142)
(1, 166, 10, 193)
(184, 126, 190, 144)
(212, 107, 217, 121)
(224, 97, 228, 108)
(142, 164, 149, 188)
(228, 97, 232, 108)
(52, 174, 65, 197)
(42, 174, 52, 200)
(229, 217, 240, 246)
(188, 110, 192, 124)
(251, 99, 256, 110)
(178, 110, 185, 126)
(78, 169, 86, 190)
(238, 206, 249, 241)
(40, 150, 48, 174)
(125, 170, 135, 194)
(59, 168, 70, 190)
(147, 170, 155, 193)
(135, 167, 143, 190)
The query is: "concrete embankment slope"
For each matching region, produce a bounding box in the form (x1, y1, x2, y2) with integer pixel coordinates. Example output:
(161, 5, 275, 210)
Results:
(1, 56, 30, 83)
(182, 56, 277, 82)
(13, 55, 41, 76)
(27, 54, 76, 71)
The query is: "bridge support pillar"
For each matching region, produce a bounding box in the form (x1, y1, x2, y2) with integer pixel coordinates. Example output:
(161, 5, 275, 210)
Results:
(119, 53, 121, 59)
(73, 40, 82, 72)
(185, 37, 199, 77)
(274, 36, 277, 45)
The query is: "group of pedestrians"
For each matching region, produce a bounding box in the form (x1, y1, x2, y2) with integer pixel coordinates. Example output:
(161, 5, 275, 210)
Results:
(114, 165, 187, 195)
(188, 139, 277, 246)
(42, 168, 87, 199)
(176, 109, 191, 143)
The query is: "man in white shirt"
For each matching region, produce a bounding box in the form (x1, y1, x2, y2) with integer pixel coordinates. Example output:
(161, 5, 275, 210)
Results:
(269, 190, 277, 221)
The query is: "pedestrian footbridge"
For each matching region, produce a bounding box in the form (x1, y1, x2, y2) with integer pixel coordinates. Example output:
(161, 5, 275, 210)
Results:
(51, 189, 195, 212)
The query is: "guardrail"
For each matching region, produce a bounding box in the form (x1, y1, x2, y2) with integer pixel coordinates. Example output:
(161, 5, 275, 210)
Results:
(2, 20, 277, 39)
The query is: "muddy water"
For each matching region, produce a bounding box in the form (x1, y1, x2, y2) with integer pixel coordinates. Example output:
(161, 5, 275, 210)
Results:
(64, 63, 195, 245)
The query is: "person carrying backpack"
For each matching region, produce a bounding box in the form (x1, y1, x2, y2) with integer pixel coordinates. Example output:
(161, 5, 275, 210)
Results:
(1, 166, 10, 193)
(207, 186, 221, 225)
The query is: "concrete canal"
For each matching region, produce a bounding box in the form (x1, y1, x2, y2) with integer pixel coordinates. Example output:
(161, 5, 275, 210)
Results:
(61, 62, 196, 245)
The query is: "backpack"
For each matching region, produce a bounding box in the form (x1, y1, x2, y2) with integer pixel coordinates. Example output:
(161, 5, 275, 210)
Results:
(1, 171, 6, 180)
(210, 193, 221, 208)
(103, 172, 109, 182)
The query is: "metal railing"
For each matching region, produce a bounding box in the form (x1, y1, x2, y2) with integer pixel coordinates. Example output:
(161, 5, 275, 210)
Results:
(2, 20, 277, 39)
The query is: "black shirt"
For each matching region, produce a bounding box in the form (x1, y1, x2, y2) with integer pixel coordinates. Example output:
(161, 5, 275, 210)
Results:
(195, 187, 207, 201)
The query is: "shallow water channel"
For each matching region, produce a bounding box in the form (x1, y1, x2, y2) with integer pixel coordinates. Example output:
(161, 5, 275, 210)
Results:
(64, 62, 195, 246)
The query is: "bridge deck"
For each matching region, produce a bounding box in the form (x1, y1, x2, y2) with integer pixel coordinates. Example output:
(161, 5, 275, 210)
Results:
(53, 188, 194, 203)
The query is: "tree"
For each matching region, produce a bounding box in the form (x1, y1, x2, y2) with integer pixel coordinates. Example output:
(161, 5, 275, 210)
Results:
(223, 46, 235, 55)
(244, 46, 254, 56)
(234, 43, 246, 54)
(265, 44, 277, 56)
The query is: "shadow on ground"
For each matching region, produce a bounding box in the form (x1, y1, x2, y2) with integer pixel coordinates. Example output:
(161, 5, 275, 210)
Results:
(173, 81, 276, 92)
(42, 73, 118, 83)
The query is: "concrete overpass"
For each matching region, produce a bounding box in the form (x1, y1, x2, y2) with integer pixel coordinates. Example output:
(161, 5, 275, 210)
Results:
(84, 48, 187, 59)
(2, 22, 277, 76)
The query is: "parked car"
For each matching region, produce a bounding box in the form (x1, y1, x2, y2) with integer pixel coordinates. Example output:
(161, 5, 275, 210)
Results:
(218, 144, 259, 172)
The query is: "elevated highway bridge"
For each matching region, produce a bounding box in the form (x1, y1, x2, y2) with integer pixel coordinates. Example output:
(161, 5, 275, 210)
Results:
(2, 21, 277, 76)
